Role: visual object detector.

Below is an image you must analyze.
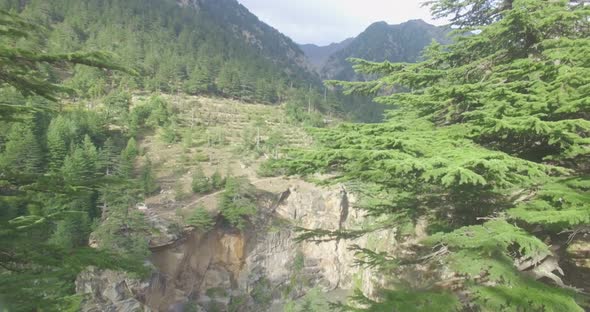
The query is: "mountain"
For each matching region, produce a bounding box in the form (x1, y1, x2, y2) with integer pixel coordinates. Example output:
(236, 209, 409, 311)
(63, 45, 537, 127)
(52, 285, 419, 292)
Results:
(2, 0, 319, 102)
(299, 38, 354, 69)
(181, 0, 315, 77)
(313, 19, 451, 81)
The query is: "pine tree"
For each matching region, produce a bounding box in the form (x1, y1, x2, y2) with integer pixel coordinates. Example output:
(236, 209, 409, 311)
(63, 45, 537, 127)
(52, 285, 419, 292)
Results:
(184, 60, 213, 95)
(47, 116, 71, 172)
(0, 9, 143, 311)
(140, 156, 158, 195)
(62, 136, 98, 185)
(186, 206, 215, 231)
(0, 9, 132, 107)
(217, 63, 242, 97)
(98, 137, 118, 176)
(191, 166, 211, 194)
(218, 176, 257, 230)
(118, 137, 138, 178)
(210, 168, 225, 190)
(0, 122, 45, 175)
(271, 0, 590, 310)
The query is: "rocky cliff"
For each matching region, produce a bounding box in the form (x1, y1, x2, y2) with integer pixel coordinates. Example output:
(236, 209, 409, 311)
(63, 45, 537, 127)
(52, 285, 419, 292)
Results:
(76, 180, 397, 312)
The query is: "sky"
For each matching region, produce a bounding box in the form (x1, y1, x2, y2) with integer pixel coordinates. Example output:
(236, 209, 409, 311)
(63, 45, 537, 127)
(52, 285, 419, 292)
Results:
(236, 0, 447, 46)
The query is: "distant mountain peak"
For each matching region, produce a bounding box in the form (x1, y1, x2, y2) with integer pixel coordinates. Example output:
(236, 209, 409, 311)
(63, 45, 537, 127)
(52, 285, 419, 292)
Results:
(299, 38, 355, 70)
(366, 21, 389, 30)
(405, 19, 428, 24)
(318, 19, 451, 80)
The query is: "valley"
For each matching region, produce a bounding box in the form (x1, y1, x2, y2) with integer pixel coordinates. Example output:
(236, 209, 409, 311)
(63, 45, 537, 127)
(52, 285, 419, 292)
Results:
(75, 95, 397, 312)
(0, 0, 588, 311)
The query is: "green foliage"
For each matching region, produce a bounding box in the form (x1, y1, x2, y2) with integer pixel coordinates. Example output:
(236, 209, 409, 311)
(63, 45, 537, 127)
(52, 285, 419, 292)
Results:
(0, 9, 131, 105)
(140, 156, 158, 195)
(0, 0, 322, 105)
(508, 177, 590, 230)
(93, 185, 151, 262)
(118, 137, 138, 178)
(194, 151, 211, 163)
(62, 135, 99, 184)
(0, 122, 44, 175)
(160, 122, 180, 144)
(219, 176, 257, 230)
(0, 8, 147, 311)
(174, 180, 189, 202)
(228, 294, 249, 312)
(191, 166, 212, 194)
(284, 102, 325, 128)
(103, 90, 131, 124)
(272, 0, 590, 310)
(283, 287, 331, 312)
(250, 277, 273, 308)
(210, 168, 225, 190)
(47, 115, 72, 171)
(338, 288, 461, 312)
(186, 206, 215, 231)
(0, 111, 147, 311)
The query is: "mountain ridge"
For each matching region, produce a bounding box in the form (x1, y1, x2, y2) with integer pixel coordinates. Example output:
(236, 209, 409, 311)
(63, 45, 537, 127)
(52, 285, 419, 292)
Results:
(299, 38, 354, 69)
(299, 19, 451, 81)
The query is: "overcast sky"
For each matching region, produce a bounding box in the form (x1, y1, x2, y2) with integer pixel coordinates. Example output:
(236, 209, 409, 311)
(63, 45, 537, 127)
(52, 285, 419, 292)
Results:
(236, 0, 447, 46)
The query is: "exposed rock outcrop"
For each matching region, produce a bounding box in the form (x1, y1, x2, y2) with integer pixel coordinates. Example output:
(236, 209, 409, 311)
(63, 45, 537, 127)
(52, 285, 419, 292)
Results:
(77, 180, 397, 311)
(564, 235, 590, 290)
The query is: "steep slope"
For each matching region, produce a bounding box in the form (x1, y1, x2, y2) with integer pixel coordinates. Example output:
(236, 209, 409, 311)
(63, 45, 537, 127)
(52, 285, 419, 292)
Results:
(184, 0, 315, 78)
(299, 38, 354, 69)
(321, 19, 450, 80)
(3, 0, 319, 102)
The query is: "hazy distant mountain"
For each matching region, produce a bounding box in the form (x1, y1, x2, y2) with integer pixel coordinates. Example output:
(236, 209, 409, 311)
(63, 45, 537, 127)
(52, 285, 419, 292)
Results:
(300, 19, 451, 81)
(299, 38, 354, 69)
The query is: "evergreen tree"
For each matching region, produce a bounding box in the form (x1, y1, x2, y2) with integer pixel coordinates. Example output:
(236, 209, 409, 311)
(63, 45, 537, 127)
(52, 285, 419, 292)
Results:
(217, 63, 242, 97)
(118, 137, 138, 178)
(218, 176, 257, 230)
(0, 9, 143, 311)
(210, 168, 225, 190)
(191, 166, 211, 194)
(0, 122, 45, 175)
(103, 90, 131, 124)
(62, 135, 98, 184)
(140, 156, 158, 195)
(0, 9, 131, 106)
(46, 116, 71, 172)
(98, 137, 118, 176)
(187, 206, 215, 231)
(184, 60, 213, 95)
(272, 0, 590, 310)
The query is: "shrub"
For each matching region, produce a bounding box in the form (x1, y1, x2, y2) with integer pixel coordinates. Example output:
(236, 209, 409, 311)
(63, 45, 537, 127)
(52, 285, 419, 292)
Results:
(187, 206, 215, 231)
(210, 168, 225, 190)
(191, 166, 211, 194)
(219, 176, 257, 230)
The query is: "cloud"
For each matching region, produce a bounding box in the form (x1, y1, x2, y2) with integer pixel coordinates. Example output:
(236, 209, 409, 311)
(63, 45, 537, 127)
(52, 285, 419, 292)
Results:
(237, 0, 447, 45)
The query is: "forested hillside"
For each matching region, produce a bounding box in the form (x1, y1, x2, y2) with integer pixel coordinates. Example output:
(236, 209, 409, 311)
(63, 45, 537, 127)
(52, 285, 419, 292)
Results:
(269, 0, 590, 310)
(0, 0, 319, 104)
(0, 10, 153, 310)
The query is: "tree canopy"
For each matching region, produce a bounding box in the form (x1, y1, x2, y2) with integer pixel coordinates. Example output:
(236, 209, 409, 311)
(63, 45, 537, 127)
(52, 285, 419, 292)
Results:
(270, 0, 590, 310)
(0, 9, 148, 311)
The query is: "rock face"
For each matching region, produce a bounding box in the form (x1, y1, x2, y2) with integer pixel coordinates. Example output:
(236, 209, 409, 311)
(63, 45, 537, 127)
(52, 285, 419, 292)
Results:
(564, 236, 590, 290)
(77, 180, 397, 311)
(76, 268, 150, 312)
